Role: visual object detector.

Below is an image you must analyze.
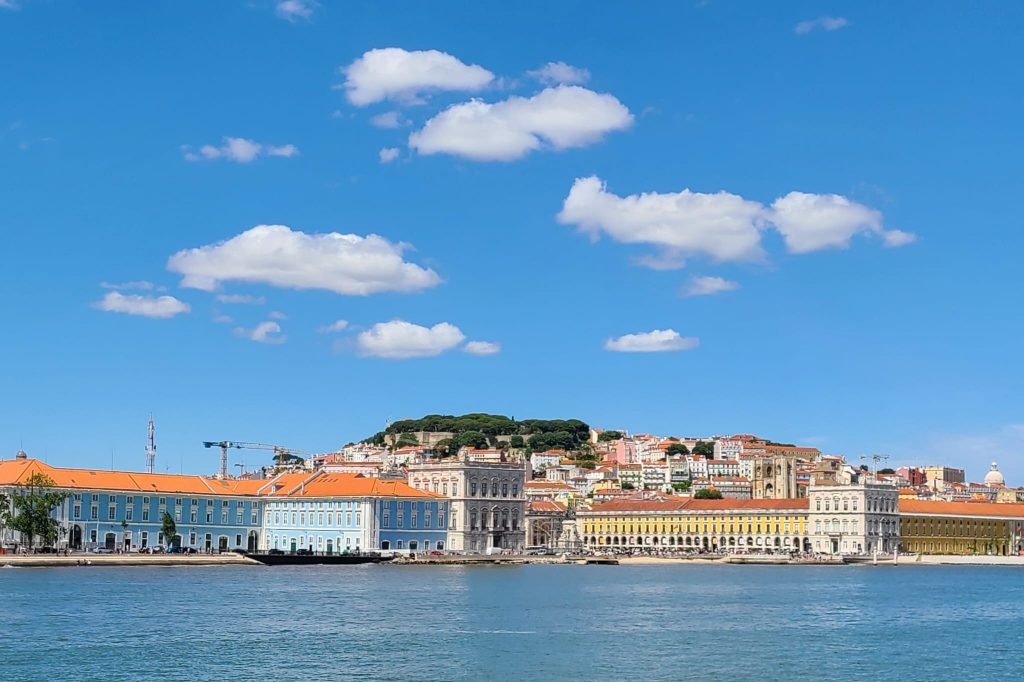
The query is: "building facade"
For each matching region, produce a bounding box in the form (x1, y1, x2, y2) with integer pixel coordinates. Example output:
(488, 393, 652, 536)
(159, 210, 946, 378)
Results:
(900, 499, 1024, 556)
(752, 455, 798, 499)
(407, 454, 526, 552)
(577, 498, 810, 552)
(808, 483, 900, 555)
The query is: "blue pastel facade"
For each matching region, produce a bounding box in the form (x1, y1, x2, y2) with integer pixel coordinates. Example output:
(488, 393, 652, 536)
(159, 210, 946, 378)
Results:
(376, 498, 449, 552)
(59, 491, 262, 552)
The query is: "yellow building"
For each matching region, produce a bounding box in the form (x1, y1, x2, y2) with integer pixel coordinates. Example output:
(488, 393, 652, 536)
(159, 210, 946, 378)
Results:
(578, 497, 810, 552)
(900, 500, 1024, 556)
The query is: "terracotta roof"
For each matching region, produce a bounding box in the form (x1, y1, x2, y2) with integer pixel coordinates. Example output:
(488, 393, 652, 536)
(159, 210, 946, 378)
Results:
(584, 497, 809, 513)
(528, 500, 567, 513)
(526, 481, 574, 490)
(899, 499, 1024, 518)
(285, 473, 441, 499)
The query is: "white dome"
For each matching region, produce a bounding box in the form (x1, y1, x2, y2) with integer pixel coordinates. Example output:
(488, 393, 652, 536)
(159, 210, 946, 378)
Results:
(984, 462, 1005, 487)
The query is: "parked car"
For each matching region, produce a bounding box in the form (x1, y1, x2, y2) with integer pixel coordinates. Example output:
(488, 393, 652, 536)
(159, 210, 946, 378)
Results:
(91, 547, 114, 554)
(267, 548, 284, 555)
(296, 548, 313, 556)
(429, 550, 444, 557)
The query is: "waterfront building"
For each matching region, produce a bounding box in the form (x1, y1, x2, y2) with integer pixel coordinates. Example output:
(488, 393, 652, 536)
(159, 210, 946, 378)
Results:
(525, 500, 580, 550)
(0, 457, 264, 552)
(577, 497, 810, 552)
(900, 499, 1024, 556)
(261, 472, 447, 554)
(808, 483, 900, 555)
(407, 453, 526, 552)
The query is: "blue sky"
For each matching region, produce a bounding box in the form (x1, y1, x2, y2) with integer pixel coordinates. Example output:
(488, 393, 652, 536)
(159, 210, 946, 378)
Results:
(2, 2, 1022, 482)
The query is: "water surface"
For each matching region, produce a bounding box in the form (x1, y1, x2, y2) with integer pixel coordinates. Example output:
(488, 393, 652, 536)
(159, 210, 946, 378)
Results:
(2, 563, 1021, 680)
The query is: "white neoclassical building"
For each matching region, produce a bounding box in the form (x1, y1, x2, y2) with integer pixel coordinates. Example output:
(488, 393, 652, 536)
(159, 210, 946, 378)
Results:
(407, 452, 526, 552)
(808, 482, 900, 556)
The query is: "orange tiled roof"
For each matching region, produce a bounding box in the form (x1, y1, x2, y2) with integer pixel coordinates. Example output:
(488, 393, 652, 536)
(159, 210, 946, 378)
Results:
(284, 472, 441, 499)
(899, 499, 1024, 518)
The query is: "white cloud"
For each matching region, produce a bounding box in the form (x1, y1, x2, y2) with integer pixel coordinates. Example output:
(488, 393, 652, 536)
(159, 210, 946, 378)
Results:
(605, 329, 699, 353)
(318, 319, 349, 333)
(216, 293, 266, 305)
(356, 320, 465, 359)
(276, 0, 316, 22)
(100, 280, 155, 291)
(559, 177, 915, 265)
(882, 229, 918, 248)
(370, 111, 405, 129)
(182, 137, 299, 163)
(341, 48, 494, 106)
(268, 310, 287, 320)
(234, 321, 286, 344)
(167, 225, 442, 295)
(213, 312, 234, 324)
(94, 292, 190, 319)
(770, 191, 911, 253)
(681, 275, 739, 298)
(558, 176, 767, 264)
(379, 147, 400, 163)
(0, 1, 19, 10)
(527, 61, 591, 85)
(795, 16, 849, 34)
(409, 86, 633, 161)
(463, 340, 501, 356)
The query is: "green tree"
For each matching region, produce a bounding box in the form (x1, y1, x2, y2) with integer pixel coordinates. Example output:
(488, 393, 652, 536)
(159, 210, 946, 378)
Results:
(672, 481, 692, 492)
(509, 435, 525, 448)
(597, 430, 622, 442)
(6, 473, 68, 549)
(433, 438, 453, 457)
(620, 482, 635, 490)
(666, 443, 690, 457)
(694, 488, 723, 500)
(395, 432, 420, 448)
(879, 468, 896, 475)
(454, 431, 489, 450)
(692, 441, 715, 457)
(161, 512, 177, 548)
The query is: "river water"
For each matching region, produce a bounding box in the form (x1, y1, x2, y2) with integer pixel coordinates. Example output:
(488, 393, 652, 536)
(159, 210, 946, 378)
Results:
(1, 563, 1021, 680)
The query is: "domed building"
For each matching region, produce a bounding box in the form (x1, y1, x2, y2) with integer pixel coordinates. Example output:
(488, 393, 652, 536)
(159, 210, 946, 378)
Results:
(983, 462, 1005, 488)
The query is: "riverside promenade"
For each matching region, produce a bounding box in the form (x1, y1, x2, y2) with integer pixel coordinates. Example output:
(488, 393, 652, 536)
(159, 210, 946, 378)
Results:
(0, 553, 259, 568)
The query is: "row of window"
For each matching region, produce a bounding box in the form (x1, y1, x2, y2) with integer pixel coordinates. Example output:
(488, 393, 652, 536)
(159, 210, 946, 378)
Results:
(72, 504, 257, 526)
(71, 494, 257, 509)
(813, 495, 896, 513)
(268, 511, 362, 528)
(410, 478, 521, 499)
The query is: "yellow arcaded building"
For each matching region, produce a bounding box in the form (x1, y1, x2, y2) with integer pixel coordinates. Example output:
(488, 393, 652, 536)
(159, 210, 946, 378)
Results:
(578, 497, 810, 552)
(900, 499, 1024, 556)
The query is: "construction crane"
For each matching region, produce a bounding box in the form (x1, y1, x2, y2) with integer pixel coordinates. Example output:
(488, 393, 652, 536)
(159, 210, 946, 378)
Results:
(202, 441, 307, 479)
(860, 454, 890, 478)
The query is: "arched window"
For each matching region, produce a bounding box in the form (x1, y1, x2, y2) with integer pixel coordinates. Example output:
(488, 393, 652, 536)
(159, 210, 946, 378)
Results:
(815, 499, 821, 511)
(502, 481, 509, 497)
(470, 508, 478, 531)
(409, 540, 418, 551)
(491, 480, 499, 496)
(397, 540, 404, 550)
(843, 498, 849, 511)
(470, 479, 478, 496)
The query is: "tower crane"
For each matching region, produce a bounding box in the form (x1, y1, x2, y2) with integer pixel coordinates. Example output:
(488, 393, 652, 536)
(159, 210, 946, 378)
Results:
(859, 454, 890, 478)
(202, 441, 307, 479)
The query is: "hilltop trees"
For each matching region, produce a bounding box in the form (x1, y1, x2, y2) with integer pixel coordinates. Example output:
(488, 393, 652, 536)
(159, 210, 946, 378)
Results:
(4, 473, 68, 549)
(694, 488, 723, 500)
(666, 443, 690, 457)
(597, 430, 622, 442)
(365, 413, 591, 453)
(692, 441, 715, 458)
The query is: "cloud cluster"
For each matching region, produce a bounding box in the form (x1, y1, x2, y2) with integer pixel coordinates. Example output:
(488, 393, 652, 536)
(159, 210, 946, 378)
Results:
(681, 275, 739, 298)
(605, 329, 699, 353)
(275, 0, 315, 22)
(409, 86, 633, 161)
(463, 340, 501, 356)
(318, 319, 349, 333)
(795, 16, 849, 34)
(182, 137, 299, 163)
(379, 147, 400, 163)
(216, 293, 265, 305)
(235, 321, 286, 344)
(167, 225, 441, 295)
(558, 176, 914, 266)
(341, 48, 494, 106)
(527, 61, 590, 86)
(356, 320, 466, 358)
(94, 292, 190, 319)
